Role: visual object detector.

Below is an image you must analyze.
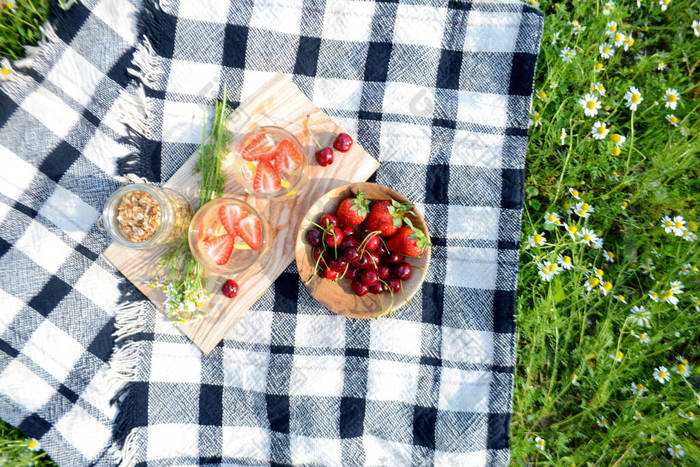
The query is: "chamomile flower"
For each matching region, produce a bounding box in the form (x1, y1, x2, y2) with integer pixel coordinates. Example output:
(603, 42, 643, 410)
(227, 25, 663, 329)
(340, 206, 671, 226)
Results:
(666, 114, 679, 126)
(579, 93, 601, 117)
(585, 277, 601, 292)
(661, 289, 678, 305)
(568, 187, 582, 200)
(609, 350, 624, 361)
(534, 436, 546, 451)
(597, 416, 610, 429)
(670, 216, 685, 235)
(648, 290, 660, 302)
(1, 1, 15, 13)
(693, 296, 700, 312)
(562, 223, 578, 239)
(574, 202, 594, 218)
(603, 250, 615, 262)
(27, 438, 40, 451)
(593, 268, 605, 279)
(623, 36, 635, 51)
(669, 280, 684, 294)
(635, 331, 650, 343)
(615, 293, 627, 303)
(559, 127, 567, 145)
(693, 20, 700, 37)
(526, 0, 540, 7)
(661, 216, 675, 233)
(605, 21, 618, 36)
(679, 263, 691, 275)
(633, 410, 643, 420)
(663, 88, 680, 109)
(609, 133, 626, 147)
(653, 366, 671, 384)
(599, 43, 615, 59)
(659, 0, 671, 11)
(544, 212, 561, 225)
(558, 254, 574, 270)
(551, 31, 561, 45)
(578, 228, 599, 248)
(525, 232, 546, 249)
(673, 356, 690, 377)
(601, 281, 613, 295)
(602, 1, 614, 15)
(681, 229, 697, 241)
(562, 202, 573, 214)
(678, 410, 695, 421)
(624, 86, 643, 111)
(571, 373, 579, 385)
(549, 81, 558, 89)
(680, 126, 689, 136)
(536, 90, 548, 101)
(560, 47, 577, 63)
(657, 61, 666, 71)
(667, 444, 684, 459)
(538, 261, 559, 282)
(629, 305, 651, 327)
(631, 382, 648, 396)
(529, 111, 542, 127)
(592, 82, 606, 95)
(568, 19, 586, 35)
(591, 121, 609, 139)
(612, 31, 626, 47)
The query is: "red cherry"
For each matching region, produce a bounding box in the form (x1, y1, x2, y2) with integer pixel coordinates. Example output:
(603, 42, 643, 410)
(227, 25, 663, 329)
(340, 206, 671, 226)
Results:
(319, 213, 338, 228)
(329, 258, 348, 272)
(313, 247, 323, 263)
(325, 226, 343, 247)
(340, 236, 359, 251)
(333, 133, 353, 152)
(363, 233, 380, 252)
(386, 278, 401, 294)
(343, 247, 361, 264)
(315, 147, 334, 166)
(375, 243, 388, 256)
(370, 283, 385, 294)
(385, 253, 404, 265)
(341, 225, 355, 237)
(307, 228, 322, 247)
(323, 267, 339, 280)
(366, 252, 381, 269)
(377, 264, 391, 280)
(346, 266, 359, 280)
(360, 269, 379, 286)
(394, 262, 412, 280)
(352, 254, 370, 269)
(351, 280, 369, 296)
(221, 279, 239, 298)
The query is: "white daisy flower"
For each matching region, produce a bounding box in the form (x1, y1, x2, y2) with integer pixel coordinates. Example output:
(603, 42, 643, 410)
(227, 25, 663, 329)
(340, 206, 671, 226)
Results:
(629, 305, 651, 327)
(653, 366, 671, 384)
(609, 350, 624, 361)
(666, 114, 679, 126)
(635, 331, 650, 343)
(603, 250, 615, 262)
(663, 88, 680, 110)
(605, 21, 618, 36)
(671, 216, 685, 235)
(573, 202, 594, 218)
(631, 382, 648, 396)
(558, 254, 574, 270)
(615, 293, 627, 303)
(579, 93, 601, 117)
(693, 20, 700, 37)
(669, 280, 684, 294)
(599, 43, 615, 59)
(678, 410, 695, 421)
(560, 47, 577, 63)
(667, 444, 684, 459)
(568, 187, 582, 199)
(568, 19, 586, 35)
(597, 415, 610, 429)
(624, 86, 643, 111)
(603, 1, 614, 15)
(601, 281, 613, 295)
(551, 31, 561, 45)
(681, 229, 697, 241)
(525, 232, 546, 249)
(623, 36, 635, 51)
(609, 133, 626, 147)
(549, 81, 558, 89)
(693, 296, 700, 312)
(571, 373, 579, 385)
(661, 215, 675, 233)
(585, 277, 601, 292)
(559, 127, 567, 145)
(592, 82, 606, 95)
(591, 121, 609, 139)
(534, 436, 546, 451)
(657, 61, 667, 71)
(679, 263, 691, 275)
(27, 438, 41, 451)
(659, 0, 671, 11)
(673, 356, 691, 377)
(680, 125, 689, 136)
(612, 32, 626, 47)
(562, 223, 578, 239)
(633, 410, 643, 420)
(595, 62, 605, 73)
(544, 212, 561, 225)
(538, 261, 559, 282)
(529, 111, 542, 127)
(648, 290, 659, 302)
(592, 237, 603, 250)
(661, 289, 679, 305)
(577, 228, 599, 247)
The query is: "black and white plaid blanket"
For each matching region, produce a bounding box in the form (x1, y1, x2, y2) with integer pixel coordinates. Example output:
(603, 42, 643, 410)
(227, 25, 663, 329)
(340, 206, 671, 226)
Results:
(0, 0, 542, 465)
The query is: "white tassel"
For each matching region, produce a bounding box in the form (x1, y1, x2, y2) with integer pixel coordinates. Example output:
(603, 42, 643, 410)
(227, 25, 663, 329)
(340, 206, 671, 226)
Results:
(107, 340, 144, 388)
(111, 429, 139, 467)
(13, 23, 61, 70)
(127, 37, 162, 88)
(118, 86, 152, 137)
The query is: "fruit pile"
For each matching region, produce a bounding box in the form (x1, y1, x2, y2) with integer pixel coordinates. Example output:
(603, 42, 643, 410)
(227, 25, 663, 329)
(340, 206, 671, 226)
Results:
(305, 191, 431, 312)
(305, 115, 354, 167)
(199, 204, 262, 265)
(238, 130, 304, 194)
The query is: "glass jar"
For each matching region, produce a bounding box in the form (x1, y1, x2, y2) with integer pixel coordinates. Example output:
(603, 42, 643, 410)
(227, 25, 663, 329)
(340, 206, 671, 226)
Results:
(101, 184, 192, 249)
(229, 126, 308, 199)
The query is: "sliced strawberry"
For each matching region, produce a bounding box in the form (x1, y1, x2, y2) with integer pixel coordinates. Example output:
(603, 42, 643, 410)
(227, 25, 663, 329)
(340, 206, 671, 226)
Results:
(253, 160, 281, 194)
(241, 132, 276, 161)
(218, 204, 247, 235)
(236, 215, 262, 251)
(203, 234, 234, 265)
(273, 139, 303, 174)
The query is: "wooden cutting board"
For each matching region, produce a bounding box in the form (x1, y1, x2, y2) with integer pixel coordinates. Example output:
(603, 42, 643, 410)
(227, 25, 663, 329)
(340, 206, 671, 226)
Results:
(104, 74, 380, 353)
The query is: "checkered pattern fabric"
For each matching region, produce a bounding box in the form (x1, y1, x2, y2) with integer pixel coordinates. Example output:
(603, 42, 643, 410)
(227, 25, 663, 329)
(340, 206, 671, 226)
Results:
(116, 0, 543, 465)
(0, 0, 145, 464)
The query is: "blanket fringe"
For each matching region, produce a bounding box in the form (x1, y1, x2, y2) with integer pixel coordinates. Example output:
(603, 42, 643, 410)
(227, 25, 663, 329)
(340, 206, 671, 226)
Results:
(127, 37, 162, 88)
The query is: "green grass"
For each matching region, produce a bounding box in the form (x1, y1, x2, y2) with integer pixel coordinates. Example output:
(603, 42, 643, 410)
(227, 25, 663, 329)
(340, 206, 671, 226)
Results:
(1, 0, 698, 465)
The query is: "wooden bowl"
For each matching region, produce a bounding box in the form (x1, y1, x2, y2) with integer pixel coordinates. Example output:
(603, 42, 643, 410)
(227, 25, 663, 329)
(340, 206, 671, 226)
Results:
(295, 182, 431, 319)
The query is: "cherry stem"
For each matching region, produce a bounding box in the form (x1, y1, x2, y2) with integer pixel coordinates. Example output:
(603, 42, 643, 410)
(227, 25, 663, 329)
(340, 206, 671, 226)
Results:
(305, 116, 324, 150)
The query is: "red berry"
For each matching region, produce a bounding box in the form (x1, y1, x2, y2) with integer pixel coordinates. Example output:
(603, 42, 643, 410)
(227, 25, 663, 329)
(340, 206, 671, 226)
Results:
(325, 226, 343, 247)
(324, 267, 339, 280)
(315, 147, 334, 166)
(370, 283, 385, 294)
(385, 253, 404, 265)
(346, 266, 359, 280)
(352, 253, 370, 269)
(329, 258, 348, 272)
(394, 262, 412, 280)
(333, 133, 353, 152)
(367, 252, 381, 269)
(343, 247, 361, 264)
(377, 264, 391, 280)
(313, 247, 324, 264)
(319, 213, 338, 228)
(222, 279, 239, 298)
(375, 243, 388, 256)
(360, 269, 379, 286)
(386, 278, 401, 294)
(340, 236, 359, 251)
(363, 233, 380, 252)
(341, 225, 355, 237)
(351, 280, 369, 296)
(307, 228, 322, 247)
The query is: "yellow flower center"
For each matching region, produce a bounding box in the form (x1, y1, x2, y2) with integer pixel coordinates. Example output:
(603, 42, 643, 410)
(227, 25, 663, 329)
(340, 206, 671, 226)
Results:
(659, 61, 665, 66)
(533, 234, 543, 243)
(586, 101, 596, 109)
(615, 351, 623, 359)
(563, 203, 570, 210)
(668, 94, 677, 102)
(538, 91, 547, 99)
(28, 440, 37, 448)
(0, 68, 10, 76)
(688, 221, 697, 231)
(665, 220, 673, 227)
(583, 234, 591, 241)
(548, 214, 555, 221)
(607, 251, 614, 258)
(603, 282, 613, 291)
(663, 290, 673, 298)
(683, 230, 690, 237)
(651, 292, 658, 298)
(610, 133, 621, 143)
(5, 2, 12, 10)
(563, 256, 571, 264)
(589, 278, 600, 287)
(614, 33, 622, 41)
(640, 333, 647, 339)
(659, 370, 667, 378)
(597, 126, 606, 134)
(621, 201, 628, 207)
(670, 116, 679, 123)
(572, 189, 580, 197)
(582, 203, 590, 210)
(549, 264, 558, 272)
(675, 222, 683, 229)
(610, 24, 617, 32)
(568, 226, 577, 234)
(596, 269, 604, 276)
(603, 47, 611, 54)
(617, 294, 625, 301)
(677, 364, 686, 372)
(631, 94, 640, 103)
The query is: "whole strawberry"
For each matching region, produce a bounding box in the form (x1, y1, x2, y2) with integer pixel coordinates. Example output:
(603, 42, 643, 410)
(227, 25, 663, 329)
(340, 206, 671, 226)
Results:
(386, 219, 431, 257)
(365, 200, 414, 237)
(335, 191, 369, 226)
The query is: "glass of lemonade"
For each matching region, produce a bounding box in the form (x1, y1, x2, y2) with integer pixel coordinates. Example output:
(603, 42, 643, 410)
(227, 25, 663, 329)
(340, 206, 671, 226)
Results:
(230, 126, 308, 199)
(188, 197, 269, 274)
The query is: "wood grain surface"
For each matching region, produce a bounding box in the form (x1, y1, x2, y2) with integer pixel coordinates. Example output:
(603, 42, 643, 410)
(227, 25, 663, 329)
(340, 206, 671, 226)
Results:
(295, 182, 431, 319)
(104, 75, 380, 353)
